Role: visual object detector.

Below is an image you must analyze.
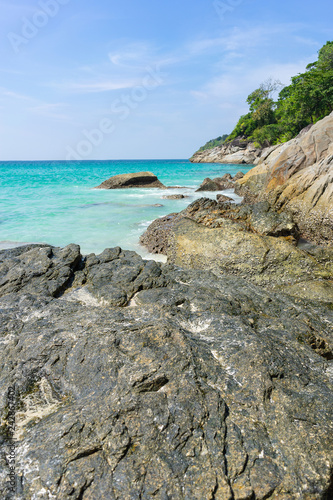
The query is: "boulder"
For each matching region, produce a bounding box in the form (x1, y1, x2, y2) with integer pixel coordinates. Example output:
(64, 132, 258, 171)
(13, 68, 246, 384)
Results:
(196, 177, 222, 191)
(95, 171, 166, 189)
(233, 171, 245, 180)
(216, 194, 234, 203)
(196, 176, 235, 192)
(236, 113, 333, 245)
(0, 244, 332, 499)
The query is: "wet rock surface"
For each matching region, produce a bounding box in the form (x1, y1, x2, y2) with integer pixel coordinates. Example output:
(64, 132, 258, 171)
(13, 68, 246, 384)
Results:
(0, 243, 333, 499)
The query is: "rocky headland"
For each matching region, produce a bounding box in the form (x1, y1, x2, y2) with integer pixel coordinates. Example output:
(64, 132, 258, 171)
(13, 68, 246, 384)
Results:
(1, 114, 332, 499)
(235, 113, 333, 245)
(190, 138, 265, 164)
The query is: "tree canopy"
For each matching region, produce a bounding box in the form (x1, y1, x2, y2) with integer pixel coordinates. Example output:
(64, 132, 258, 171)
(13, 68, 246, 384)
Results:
(226, 41, 333, 147)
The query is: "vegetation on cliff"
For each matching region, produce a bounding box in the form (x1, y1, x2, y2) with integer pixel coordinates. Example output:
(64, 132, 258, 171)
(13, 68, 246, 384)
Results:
(197, 134, 229, 151)
(196, 41, 333, 150)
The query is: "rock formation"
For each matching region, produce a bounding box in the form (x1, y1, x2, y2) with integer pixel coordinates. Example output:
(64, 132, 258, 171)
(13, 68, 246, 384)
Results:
(95, 171, 166, 189)
(196, 172, 244, 192)
(0, 243, 332, 499)
(140, 198, 333, 301)
(235, 113, 333, 245)
(190, 139, 263, 164)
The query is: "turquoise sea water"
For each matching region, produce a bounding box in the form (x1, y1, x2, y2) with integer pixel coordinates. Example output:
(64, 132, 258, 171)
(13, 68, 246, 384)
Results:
(0, 160, 253, 258)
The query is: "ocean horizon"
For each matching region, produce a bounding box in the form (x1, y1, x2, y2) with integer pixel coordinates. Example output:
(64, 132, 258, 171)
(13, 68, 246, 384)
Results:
(0, 159, 252, 259)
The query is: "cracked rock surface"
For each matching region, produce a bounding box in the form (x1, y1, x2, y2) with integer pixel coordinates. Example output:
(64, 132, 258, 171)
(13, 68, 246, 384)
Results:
(0, 244, 333, 499)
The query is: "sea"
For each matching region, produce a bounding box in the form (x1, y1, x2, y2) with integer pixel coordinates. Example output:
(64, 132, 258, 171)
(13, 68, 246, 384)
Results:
(0, 159, 253, 260)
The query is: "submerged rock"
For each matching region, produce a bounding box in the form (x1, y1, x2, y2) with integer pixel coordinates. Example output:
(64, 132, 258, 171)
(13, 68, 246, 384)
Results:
(95, 171, 166, 189)
(162, 194, 189, 199)
(0, 243, 332, 499)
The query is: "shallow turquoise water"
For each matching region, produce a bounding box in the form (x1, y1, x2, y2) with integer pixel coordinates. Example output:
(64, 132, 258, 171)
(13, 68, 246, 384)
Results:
(0, 160, 253, 257)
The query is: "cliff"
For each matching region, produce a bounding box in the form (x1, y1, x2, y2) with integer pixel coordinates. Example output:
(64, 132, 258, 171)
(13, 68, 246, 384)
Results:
(235, 112, 333, 244)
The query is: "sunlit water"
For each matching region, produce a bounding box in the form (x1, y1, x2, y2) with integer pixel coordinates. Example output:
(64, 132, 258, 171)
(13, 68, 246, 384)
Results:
(0, 159, 253, 258)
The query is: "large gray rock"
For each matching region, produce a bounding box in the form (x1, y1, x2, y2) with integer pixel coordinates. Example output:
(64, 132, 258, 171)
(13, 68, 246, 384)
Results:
(196, 173, 237, 192)
(236, 113, 333, 245)
(167, 217, 333, 301)
(140, 198, 299, 255)
(95, 171, 166, 189)
(0, 244, 332, 499)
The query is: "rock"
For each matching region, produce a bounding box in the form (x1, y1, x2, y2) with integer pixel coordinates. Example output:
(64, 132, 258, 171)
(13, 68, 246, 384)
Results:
(0, 243, 332, 499)
(162, 194, 189, 199)
(196, 173, 245, 192)
(190, 139, 263, 164)
(167, 217, 332, 298)
(216, 194, 234, 203)
(95, 171, 166, 189)
(213, 177, 235, 190)
(196, 177, 222, 192)
(233, 171, 245, 180)
(236, 113, 333, 245)
(139, 213, 182, 254)
(196, 176, 235, 192)
(141, 198, 299, 256)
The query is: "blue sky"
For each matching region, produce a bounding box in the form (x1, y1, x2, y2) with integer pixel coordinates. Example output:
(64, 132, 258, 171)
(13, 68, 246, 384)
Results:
(0, 0, 332, 160)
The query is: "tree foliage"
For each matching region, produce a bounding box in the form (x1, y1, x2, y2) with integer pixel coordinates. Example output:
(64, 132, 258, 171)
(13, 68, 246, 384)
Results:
(198, 134, 229, 151)
(226, 42, 333, 147)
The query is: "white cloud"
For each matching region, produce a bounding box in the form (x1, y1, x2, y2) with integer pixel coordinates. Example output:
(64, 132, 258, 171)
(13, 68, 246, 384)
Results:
(62, 79, 140, 93)
(191, 59, 311, 107)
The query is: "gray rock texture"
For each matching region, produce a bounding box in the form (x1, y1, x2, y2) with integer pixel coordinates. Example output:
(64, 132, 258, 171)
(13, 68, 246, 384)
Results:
(235, 113, 333, 245)
(216, 194, 234, 203)
(0, 243, 333, 499)
(140, 198, 299, 255)
(190, 138, 262, 164)
(196, 173, 244, 192)
(95, 171, 166, 189)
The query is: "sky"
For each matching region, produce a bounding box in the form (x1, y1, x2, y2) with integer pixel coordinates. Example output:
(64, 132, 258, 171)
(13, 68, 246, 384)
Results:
(0, 0, 332, 160)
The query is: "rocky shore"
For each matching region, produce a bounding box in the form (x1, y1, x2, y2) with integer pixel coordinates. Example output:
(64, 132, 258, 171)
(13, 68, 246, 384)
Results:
(0, 113, 332, 499)
(190, 138, 265, 164)
(235, 113, 333, 245)
(0, 242, 332, 499)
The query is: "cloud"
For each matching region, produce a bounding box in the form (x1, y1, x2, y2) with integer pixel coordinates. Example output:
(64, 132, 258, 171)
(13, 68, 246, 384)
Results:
(0, 86, 71, 120)
(0, 87, 33, 101)
(62, 79, 140, 93)
(190, 59, 311, 106)
(27, 102, 70, 120)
